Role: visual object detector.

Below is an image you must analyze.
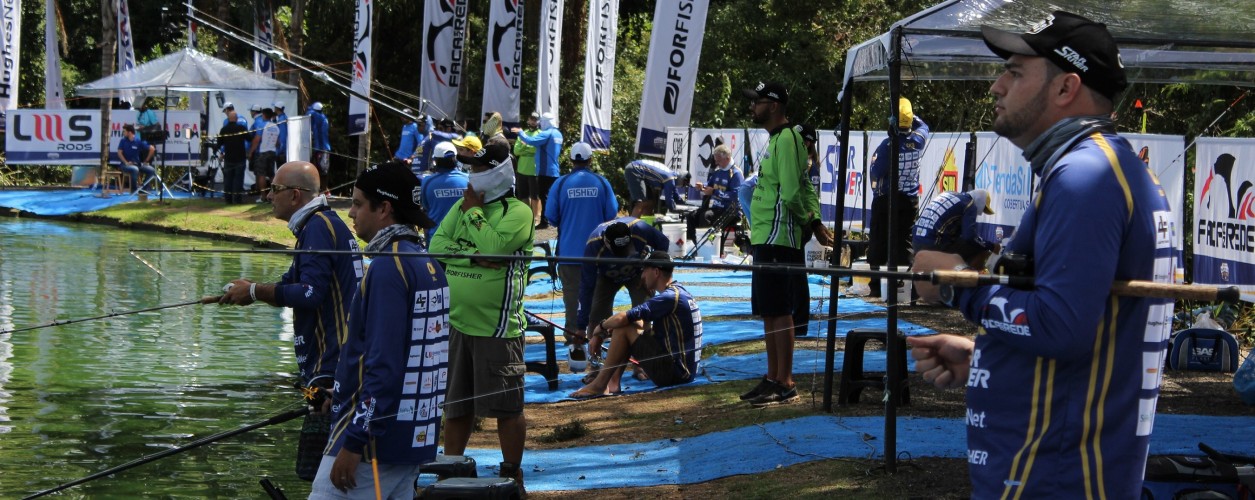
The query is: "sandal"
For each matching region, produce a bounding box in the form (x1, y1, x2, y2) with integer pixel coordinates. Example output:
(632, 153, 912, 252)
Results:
(632, 369, 650, 382)
(568, 388, 608, 400)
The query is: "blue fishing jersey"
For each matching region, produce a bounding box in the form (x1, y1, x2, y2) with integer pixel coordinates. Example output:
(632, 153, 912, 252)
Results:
(544, 168, 619, 265)
(625, 282, 703, 383)
(578, 217, 670, 330)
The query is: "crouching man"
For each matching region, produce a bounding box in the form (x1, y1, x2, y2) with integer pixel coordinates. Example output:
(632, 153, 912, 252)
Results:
(570, 252, 703, 398)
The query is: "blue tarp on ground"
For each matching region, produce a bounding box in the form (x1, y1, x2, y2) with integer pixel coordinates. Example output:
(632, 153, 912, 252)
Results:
(449, 414, 1255, 492)
(0, 188, 194, 215)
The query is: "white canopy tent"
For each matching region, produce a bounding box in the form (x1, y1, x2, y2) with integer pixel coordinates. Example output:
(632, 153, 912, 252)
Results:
(821, 0, 1255, 469)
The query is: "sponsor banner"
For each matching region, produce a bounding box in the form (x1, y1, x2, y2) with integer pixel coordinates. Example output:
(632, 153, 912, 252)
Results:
(420, 0, 467, 120)
(347, 0, 372, 135)
(972, 132, 1034, 247)
(1193, 137, 1255, 300)
(663, 126, 689, 177)
(745, 128, 769, 174)
(5, 109, 103, 164)
(916, 132, 971, 207)
(115, 0, 137, 105)
(108, 110, 204, 165)
(817, 130, 863, 227)
(0, 0, 18, 125)
(634, 0, 708, 156)
(208, 89, 298, 135)
(482, 0, 523, 125)
(580, 0, 617, 150)
(253, 0, 276, 79)
(44, 0, 64, 109)
(687, 128, 744, 192)
(1127, 133, 1187, 275)
(535, 0, 563, 116)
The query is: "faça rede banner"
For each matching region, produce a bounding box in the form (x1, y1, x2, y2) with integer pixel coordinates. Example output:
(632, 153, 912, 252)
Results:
(107, 110, 204, 166)
(5, 109, 102, 164)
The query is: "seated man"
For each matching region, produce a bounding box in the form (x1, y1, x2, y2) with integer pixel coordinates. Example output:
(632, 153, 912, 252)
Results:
(571, 251, 703, 397)
(687, 144, 744, 243)
(912, 189, 998, 267)
(623, 159, 682, 217)
(116, 124, 156, 192)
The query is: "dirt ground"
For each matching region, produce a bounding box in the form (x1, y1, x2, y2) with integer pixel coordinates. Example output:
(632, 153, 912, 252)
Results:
(478, 246, 1254, 499)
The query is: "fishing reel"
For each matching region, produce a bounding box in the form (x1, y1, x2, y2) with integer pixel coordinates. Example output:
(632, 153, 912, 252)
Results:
(986, 252, 1034, 280)
(297, 380, 332, 410)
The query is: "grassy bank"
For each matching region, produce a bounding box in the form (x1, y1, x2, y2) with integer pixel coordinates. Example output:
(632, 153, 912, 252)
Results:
(76, 198, 310, 248)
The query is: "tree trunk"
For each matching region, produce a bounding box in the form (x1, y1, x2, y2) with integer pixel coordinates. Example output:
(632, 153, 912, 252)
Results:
(560, 0, 586, 134)
(99, 0, 116, 178)
(289, 0, 305, 101)
(215, 0, 229, 58)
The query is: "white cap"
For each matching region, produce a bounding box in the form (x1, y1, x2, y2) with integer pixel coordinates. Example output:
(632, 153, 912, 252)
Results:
(222, 102, 235, 111)
(311, 102, 323, 111)
(249, 104, 262, 112)
(272, 101, 285, 109)
(570, 142, 594, 162)
(433, 141, 457, 160)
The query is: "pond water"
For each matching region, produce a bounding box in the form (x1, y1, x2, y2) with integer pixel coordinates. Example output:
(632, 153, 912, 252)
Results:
(0, 218, 318, 498)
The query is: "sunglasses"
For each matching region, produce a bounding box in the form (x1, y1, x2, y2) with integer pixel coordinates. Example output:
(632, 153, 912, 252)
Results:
(269, 183, 312, 194)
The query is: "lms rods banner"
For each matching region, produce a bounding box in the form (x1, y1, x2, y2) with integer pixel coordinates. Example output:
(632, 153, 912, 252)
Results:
(482, 0, 524, 125)
(5, 109, 103, 164)
(1193, 137, 1255, 301)
(347, 0, 372, 135)
(420, 0, 467, 119)
(635, 0, 708, 156)
(581, 0, 617, 150)
(535, 0, 563, 116)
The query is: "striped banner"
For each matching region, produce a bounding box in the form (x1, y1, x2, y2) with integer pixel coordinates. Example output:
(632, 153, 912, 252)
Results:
(535, 0, 563, 117)
(253, 0, 276, 79)
(45, 0, 64, 109)
(482, 0, 523, 125)
(635, 0, 708, 156)
(420, 0, 468, 120)
(347, 0, 372, 135)
(580, 0, 617, 150)
(115, 0, 137, 105)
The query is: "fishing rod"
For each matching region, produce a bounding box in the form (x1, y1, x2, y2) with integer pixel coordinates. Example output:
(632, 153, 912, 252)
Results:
(130, 247, 1242, 302)
(23, 406, 311, 499)
(0, 296, 222, 335)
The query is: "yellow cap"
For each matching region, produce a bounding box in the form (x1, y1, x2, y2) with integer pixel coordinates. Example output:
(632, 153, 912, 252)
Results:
(898, 97, 914, 130)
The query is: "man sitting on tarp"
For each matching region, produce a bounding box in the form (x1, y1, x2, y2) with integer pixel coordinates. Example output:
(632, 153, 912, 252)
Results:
(570, 251, 703, 398)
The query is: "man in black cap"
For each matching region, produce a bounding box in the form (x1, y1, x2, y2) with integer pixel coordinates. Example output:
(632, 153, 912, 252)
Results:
(576, 217, 671, 349)
(428, 140, 534, 492)
(313, 160, 447, 496)
(739, 80, 833, 407)
(910, 11, 1175, 498)
(570, 251, 703, 398)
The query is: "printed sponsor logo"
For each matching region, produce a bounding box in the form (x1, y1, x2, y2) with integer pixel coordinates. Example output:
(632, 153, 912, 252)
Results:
(567, 187, 599, 198)
(660, 1, 695, 115)
(434, 188, 464, 198)
(1053, 46, 1089, 73)
(590, 0, 614, 110)
(487, 0, 523, 90)
(966, 409, 986, 428)
(425, 0, 467, 87)
(980, 297, 1031, 336)
(967, 449, 989, 465)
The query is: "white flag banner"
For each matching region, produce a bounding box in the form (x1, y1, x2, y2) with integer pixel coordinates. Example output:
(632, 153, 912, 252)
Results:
(115, 0, 137, 105)
(1193, 138, 1255, 299)
(635, 0, 708, 156)
(664, 126, 689, 176)
(421, 0, 467, 120)
(972, 132, 1035, 248)
(536, 0, 563, 117)
(482, 0, 523, 125)
(44, 0, 65, 110)
(347, 0, 372, 136)
(580, 0, 617, 150)
(745, 128, 769, 174)
(286, 114, 311, 163)
(253, 0, 276, 79)
(5, 109, 101, 164)
(0, 0, 19, 123)
(1127, 133, 1187, 280)
(917, 132, 972, 206)
(187, 0, 197, 49)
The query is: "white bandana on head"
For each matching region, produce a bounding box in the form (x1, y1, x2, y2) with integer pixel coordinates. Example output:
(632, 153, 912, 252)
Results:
(468, 159, 516, 202)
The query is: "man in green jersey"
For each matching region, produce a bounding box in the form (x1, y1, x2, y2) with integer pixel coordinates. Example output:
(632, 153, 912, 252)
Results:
(740, 81, 834, 407)
(429, 140, 534, 491)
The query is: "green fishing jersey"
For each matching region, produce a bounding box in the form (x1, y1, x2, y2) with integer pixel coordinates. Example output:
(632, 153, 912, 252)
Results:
(749, 124, 820, 248)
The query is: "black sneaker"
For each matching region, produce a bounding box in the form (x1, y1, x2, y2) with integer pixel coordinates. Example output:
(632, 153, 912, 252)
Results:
(739, 377, 773, 401)
(535, 220, 550, 230)
(499, 461, 526, 498)
(749, 382, 799, 407)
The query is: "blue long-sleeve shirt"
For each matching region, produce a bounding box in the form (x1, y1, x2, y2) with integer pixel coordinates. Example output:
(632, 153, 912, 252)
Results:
(578, 217, 670, 330)
(951, 130, 1174, 498)
(420, 168, 470, 241)
(912, 191, 996, 257)
(416, 130, 458, 175)
(625, 281, 703, 383)
(625, 159, 681, 211)
(737, 174, 758, 224)
(518, 126, 564, 178)
(325, 237, 448, 464)
(309, 110, 331, 151)
(274, 207, 364, 386)
(544, 167, 618, 265)
(275, 112, 288, 158)
(705, 165, 744, 210)
(394, 121, 420, 161)
(869, 117, 928, 197)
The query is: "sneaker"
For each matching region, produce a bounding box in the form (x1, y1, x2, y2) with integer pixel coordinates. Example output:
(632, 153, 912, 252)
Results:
(739, 377, 774, 401)
(748, 381, 799, 407)
(498, 461, 526, 498)
(535, 220, 550, 230)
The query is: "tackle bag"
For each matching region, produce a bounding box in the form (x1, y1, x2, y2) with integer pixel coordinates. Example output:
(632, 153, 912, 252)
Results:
(1168, 328, 1240, 372)
(1235, 350, 1255, 406)
(1142, 443, 1255, 500)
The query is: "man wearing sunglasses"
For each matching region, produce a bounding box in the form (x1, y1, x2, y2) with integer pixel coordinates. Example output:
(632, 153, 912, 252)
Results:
(218, 161, 365, 477)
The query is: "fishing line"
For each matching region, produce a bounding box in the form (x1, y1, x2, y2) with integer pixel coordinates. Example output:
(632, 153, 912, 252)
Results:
(0, 296, 221, 335)
(129, 250, 180, 284)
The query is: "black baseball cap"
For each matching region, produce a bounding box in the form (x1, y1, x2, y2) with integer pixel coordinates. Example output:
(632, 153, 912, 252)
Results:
(602, 222, 633, 257)
(981, 11, 1127, 100)
(457, 141, 511, 168)
(741, 81, 788, 106)
(355, 161, 435, 229)
(641, 250, 674, 270)
(796, 123, 817, 143)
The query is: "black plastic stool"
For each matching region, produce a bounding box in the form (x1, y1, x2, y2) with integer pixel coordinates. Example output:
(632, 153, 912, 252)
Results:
(422, 477, 521, 499)
(837, 328, 910, 405)
(419, 455, 478, 479)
